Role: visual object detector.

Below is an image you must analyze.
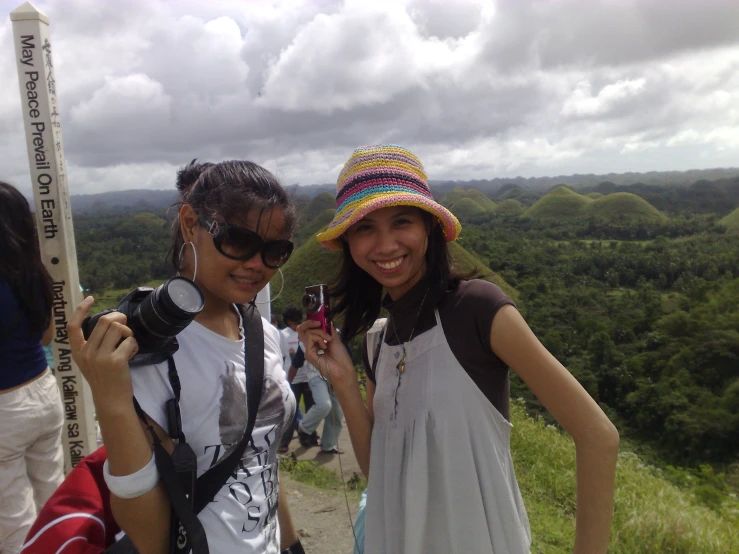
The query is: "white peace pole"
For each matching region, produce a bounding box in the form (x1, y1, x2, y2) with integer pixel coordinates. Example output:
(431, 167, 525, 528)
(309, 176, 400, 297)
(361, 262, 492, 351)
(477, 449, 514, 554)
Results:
(10, 1, 97, 472)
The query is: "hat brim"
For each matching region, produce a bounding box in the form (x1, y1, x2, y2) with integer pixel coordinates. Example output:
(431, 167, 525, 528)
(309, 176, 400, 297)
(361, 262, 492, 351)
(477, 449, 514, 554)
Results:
(316, 192, 462, 250)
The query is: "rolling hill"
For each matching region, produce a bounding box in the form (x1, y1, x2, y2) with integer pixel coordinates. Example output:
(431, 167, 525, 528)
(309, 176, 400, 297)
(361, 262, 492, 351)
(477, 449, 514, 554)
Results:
(718, 207, 739, 231)
(585, 192, 668, 224)
(270, 237, 517, 315)
(523, 186, 592, 219)
(496, 198, 526, 215)
(449, 197, 487, 219)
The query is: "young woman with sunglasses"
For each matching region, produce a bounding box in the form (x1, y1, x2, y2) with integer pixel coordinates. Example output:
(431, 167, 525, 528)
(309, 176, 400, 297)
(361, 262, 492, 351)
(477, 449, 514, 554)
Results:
(298, 145, 620, 554)
(68, 160, 303, 554)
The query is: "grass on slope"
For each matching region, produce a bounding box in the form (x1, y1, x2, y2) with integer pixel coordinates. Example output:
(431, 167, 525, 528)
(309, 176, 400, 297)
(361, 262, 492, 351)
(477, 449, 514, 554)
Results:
(450, 197, 487, 219)
(443, 188, 497, 212)
(496, 198, 526, 215)
(271, 238, 518, 314)
(585, 192, 668, 224)
(511, 399, 738, 554)
(524, 186, 593, 219)
(718, 207, 739, 231)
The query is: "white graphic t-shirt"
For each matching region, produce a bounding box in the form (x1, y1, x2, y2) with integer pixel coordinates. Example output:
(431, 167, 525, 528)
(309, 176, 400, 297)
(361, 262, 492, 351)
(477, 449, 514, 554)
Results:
(131, 308, 296, 554)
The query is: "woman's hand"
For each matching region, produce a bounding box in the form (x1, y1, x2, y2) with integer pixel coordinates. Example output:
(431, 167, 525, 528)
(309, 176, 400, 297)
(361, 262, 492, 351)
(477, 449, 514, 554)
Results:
(297, 320, 355, 391)
(67, 297, 139, 412)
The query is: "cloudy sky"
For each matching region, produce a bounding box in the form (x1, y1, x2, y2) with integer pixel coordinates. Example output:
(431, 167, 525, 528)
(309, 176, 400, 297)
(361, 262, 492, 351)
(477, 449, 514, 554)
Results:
(1, 0, 739, 196)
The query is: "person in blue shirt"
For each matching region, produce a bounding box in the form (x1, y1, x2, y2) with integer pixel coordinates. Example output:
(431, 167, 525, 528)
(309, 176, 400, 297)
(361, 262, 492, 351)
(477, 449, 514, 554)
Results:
(0, 181, 64, 554)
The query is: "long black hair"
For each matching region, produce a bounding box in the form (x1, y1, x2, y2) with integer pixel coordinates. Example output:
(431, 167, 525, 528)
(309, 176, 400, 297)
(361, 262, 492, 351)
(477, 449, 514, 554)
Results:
(169, 160, 297, 271)
(0, 181, 54, 333)
(331, 211, 463, 342)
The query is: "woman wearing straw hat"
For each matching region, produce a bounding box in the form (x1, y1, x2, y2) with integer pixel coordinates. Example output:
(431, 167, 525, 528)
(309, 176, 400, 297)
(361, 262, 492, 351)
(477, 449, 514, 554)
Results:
(298, 145, 619, 554)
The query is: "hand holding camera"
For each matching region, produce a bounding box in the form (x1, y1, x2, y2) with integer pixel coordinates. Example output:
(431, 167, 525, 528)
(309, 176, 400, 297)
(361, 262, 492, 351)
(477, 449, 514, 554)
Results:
(298, 285, 355, 392)
(67, 296, 139, 409)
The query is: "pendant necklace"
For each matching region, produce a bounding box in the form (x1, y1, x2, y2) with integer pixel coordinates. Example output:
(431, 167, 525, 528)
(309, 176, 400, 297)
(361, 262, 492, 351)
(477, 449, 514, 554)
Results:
(391, 288, 429, 374)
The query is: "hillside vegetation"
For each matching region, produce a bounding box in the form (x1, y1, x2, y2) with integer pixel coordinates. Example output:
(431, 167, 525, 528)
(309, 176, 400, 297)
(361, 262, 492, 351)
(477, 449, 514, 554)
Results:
(585, 192, 668, 224)
(524, 186, 592, 219)
(511, 400, 739, 553)
(719, 207, 739, 231)
(271, 237, 517, 314)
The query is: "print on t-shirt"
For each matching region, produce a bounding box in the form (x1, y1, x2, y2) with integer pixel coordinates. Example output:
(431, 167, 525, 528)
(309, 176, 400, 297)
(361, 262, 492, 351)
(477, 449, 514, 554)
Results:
(131, 315, 295, 553)
(219, 361, 248, 445)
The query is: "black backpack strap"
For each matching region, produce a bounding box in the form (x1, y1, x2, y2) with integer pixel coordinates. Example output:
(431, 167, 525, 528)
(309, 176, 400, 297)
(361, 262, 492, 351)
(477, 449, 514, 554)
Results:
(193, 302, 264, 513)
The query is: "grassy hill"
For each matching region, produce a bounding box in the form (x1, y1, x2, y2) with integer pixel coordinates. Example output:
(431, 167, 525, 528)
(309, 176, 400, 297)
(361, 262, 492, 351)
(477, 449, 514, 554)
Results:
(270, 237, 517, 314)
(496, 198, 526, 215)
(586, 192, 604, 199)
(524, 186, 592, 219)
(450, 197, 487, 219)
(585, 192, 668, 224)
(718, 207, 739, 231)
(443, 188, 497, 211)
(510, 400, 738, 553)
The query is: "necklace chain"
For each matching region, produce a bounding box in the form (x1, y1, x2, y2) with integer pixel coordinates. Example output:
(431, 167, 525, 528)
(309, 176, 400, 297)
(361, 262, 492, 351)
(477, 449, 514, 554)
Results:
(391, 288, 429, 374)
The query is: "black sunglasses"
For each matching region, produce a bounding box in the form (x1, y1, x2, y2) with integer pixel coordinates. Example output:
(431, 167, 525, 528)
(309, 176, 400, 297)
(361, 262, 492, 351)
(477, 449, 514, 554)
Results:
(198, 214, 294, 269)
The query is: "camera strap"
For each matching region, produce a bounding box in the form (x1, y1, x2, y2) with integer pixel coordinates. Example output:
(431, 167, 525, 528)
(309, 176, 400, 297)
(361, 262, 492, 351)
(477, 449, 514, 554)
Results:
(106, 302, 265, 554)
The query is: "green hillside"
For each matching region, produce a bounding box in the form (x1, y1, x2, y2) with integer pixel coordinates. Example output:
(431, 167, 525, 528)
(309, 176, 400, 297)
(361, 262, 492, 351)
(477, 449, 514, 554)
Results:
(294, 207, 335, 245)
(464, 189, 498, 211)
(586, 192, 604, 199)
(450, 197, 487, 219)
(496, 198, 526, 215)
(443, 188, 497, 212)
(299, 192, 335, 218)
(718, 207, 739, 231)
(510, 400, 738, 553)
(271, 237, 517, 313)
(448, 241, 518, 300)
(523, 186, 592, 219)
(585, 192, 668, 224)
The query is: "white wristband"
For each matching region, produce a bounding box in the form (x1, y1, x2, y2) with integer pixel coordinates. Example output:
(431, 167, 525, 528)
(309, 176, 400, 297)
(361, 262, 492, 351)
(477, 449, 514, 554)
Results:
(103, 452, 160, 499)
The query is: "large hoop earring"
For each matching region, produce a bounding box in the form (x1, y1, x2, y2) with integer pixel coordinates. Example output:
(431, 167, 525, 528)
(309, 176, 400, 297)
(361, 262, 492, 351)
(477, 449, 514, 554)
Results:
(255, 268, 284, 305)
(178, 241, 198, 282)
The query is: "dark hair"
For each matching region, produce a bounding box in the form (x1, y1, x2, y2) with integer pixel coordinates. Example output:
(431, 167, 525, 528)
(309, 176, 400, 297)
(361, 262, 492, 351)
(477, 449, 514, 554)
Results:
(331, 211, 462, 342)
(282, 306, 303, 326)
(0, 182, 54, 333)
(170, 159, 297, 270)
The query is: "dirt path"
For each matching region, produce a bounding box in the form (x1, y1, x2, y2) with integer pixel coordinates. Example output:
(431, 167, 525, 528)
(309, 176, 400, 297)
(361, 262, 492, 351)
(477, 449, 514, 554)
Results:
(282, 475, 361, 554)
(281, 419, 364, 553)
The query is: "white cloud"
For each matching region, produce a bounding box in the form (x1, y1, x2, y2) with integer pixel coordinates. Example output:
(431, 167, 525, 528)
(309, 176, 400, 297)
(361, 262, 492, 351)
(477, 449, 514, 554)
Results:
(562, 79, 647, 118)
(0, 0, 738, 196)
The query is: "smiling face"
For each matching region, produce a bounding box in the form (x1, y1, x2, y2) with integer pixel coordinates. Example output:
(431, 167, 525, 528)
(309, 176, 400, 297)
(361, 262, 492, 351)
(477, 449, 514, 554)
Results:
(179, 203, 288, 312)
(344, 205, 430, 300)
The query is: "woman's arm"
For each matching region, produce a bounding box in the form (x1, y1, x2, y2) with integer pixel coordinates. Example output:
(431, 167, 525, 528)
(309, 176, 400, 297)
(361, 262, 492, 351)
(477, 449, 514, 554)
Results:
(278, 484, 298, 549)
(42, 311, 54, 346)
(68, 297, 173, 554)
(491, 305, 619, 554)
(298, 321, 374, 477)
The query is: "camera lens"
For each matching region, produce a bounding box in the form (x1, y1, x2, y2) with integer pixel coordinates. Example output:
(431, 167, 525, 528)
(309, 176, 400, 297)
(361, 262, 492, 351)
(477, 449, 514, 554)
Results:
(302, 293, 318, 310)
(133, 277, 204, 343)
(163, 277, 204, 315)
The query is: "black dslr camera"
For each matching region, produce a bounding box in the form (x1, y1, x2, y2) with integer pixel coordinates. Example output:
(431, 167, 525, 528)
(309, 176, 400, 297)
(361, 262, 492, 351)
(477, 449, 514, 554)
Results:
(82, 276, 205, 367)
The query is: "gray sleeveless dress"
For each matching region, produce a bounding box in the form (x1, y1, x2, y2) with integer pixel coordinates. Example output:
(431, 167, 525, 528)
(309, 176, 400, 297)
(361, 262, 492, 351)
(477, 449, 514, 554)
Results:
(365, 310, 531, 553)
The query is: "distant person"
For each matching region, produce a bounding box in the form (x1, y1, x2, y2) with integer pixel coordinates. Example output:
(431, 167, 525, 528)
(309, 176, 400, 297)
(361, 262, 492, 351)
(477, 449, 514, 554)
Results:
(278, 307, 315, 453)
(299, 145, 619, 553)
(291, 344, 343, 454)
(0, 181, 64, 554)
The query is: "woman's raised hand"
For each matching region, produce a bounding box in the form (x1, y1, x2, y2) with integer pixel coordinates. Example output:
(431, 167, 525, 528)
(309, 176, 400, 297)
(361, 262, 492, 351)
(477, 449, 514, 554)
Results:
(67, 296, 139, 411)
(297, 320, 355, 391)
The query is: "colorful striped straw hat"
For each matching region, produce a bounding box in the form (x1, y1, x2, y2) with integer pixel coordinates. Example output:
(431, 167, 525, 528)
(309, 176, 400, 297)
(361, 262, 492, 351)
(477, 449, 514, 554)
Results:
(316, 144, 462, 250)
